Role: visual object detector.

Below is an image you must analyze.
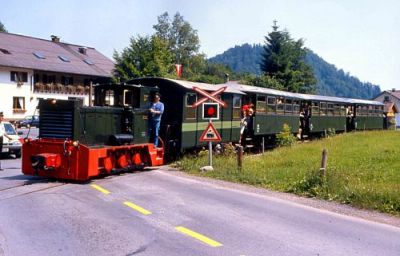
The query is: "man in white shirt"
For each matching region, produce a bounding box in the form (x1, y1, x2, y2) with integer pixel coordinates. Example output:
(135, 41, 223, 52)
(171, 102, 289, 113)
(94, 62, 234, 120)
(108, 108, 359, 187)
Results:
(0, 111, 11, 170)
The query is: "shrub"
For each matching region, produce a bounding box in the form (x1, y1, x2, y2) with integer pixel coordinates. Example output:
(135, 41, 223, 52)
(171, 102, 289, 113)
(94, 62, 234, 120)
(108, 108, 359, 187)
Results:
(276, 124, 297, 147)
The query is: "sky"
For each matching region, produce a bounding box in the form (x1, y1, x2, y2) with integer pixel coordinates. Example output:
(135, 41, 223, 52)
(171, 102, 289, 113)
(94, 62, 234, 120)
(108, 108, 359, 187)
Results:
(1, 0, 399, 90)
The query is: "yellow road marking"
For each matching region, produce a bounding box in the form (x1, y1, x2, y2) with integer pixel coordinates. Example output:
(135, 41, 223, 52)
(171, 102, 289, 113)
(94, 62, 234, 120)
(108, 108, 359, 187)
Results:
(90, 184, 110, 195)
(123, 201, 152, 215)
(175, 226, 223, 247)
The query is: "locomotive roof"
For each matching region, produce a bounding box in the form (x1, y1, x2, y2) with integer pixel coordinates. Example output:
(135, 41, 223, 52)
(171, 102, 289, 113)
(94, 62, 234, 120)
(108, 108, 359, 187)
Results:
(127, 77, 245, 95)
(224, 81, 383, 106)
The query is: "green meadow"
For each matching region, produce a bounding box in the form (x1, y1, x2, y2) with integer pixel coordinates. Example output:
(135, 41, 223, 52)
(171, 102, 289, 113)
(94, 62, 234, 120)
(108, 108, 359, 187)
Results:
(175, 131, 400, 215)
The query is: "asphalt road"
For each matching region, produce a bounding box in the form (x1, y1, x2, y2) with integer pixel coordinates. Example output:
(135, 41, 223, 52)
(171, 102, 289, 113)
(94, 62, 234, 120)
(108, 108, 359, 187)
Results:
(0, 148, 399, 255)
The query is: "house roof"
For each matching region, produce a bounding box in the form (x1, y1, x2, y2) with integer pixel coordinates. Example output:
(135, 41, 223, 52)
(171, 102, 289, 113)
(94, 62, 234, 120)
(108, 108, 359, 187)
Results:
(373, 90, 400, 101)
(388, 90, 400, 100)
(0, 32, 114, 77)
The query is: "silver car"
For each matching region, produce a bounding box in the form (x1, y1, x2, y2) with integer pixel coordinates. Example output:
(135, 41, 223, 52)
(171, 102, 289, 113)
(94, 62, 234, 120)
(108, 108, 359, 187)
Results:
(1, 122, 22, 158)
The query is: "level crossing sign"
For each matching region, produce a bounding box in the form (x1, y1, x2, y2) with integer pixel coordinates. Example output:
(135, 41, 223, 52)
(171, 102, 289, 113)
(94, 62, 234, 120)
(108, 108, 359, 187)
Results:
(192, 86, 227, 108)
(199, 122, 222, 142)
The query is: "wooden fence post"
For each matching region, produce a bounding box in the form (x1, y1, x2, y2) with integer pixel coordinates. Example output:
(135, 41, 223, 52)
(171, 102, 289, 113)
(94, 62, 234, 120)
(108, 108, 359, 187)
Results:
(237, 146, 243, 170)
(320, 149, 328, 176)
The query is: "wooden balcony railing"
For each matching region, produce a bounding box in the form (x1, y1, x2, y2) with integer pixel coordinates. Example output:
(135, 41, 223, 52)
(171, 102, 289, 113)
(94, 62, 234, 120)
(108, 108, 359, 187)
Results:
(33, 83, 90, 95)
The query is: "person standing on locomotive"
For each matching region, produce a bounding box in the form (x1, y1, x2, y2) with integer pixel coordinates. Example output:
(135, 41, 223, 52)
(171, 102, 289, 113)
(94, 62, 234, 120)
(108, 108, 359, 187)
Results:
(148, 92, 164, 147)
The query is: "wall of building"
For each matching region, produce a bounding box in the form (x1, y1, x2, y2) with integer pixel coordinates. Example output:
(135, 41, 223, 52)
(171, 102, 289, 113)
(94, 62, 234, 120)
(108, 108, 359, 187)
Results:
(0, 67, 90, 121)
(374, 92, 400, 128)
(0, 67, 33, 120)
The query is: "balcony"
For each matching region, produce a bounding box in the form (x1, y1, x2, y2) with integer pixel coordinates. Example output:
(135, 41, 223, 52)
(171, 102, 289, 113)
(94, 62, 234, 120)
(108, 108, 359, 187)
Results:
(33, 83, 90, 95)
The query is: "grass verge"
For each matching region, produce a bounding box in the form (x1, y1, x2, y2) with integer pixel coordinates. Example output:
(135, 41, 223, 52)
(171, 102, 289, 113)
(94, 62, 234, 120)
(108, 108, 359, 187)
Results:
(174, 131, 400, 216)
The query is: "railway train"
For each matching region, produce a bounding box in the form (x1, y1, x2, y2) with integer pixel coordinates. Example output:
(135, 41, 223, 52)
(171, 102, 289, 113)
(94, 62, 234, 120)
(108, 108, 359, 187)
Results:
(22, 77, 384, 181)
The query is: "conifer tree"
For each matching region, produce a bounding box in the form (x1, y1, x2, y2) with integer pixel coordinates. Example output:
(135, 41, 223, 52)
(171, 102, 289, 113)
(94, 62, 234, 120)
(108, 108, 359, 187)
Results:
(0, 21, 7, 32)
(261, 21, 316, 93)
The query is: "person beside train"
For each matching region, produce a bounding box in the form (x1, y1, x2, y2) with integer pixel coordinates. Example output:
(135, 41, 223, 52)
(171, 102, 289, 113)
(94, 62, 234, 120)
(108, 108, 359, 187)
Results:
(0, 111, 12, 170)
(148, 92, 164, 147)
(239, 105, 254, 145)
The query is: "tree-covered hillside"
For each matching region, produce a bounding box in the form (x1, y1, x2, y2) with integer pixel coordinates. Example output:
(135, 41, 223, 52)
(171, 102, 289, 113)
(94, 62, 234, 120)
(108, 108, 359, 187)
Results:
(209, 44, 381, 99)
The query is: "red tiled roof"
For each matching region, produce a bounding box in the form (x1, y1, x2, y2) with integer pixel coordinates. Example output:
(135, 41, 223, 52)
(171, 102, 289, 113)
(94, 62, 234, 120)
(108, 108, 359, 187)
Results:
(0, 32, 114, 77)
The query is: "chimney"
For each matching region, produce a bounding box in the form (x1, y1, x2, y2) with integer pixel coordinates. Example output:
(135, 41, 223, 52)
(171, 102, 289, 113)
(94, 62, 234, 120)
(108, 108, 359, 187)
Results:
(51, 35, 60, 43)
(392, 88, 396, 92)
(78, 47, 87, 55)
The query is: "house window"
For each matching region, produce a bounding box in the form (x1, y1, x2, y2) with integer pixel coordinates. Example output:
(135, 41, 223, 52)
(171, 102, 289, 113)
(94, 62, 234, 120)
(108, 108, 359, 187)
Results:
(13, 97, 25, 111)
(58, 55, 70, 62)
(84, 59, 94, 65)
(33, 52, 46, 59)
(61, 76, 73, 85)
(10, 71, 28, 83)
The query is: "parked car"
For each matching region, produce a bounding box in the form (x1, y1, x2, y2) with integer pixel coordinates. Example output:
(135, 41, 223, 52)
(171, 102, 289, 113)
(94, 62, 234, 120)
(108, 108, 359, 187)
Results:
(16, 115, 40, 128)
(1, 121, 23, 158)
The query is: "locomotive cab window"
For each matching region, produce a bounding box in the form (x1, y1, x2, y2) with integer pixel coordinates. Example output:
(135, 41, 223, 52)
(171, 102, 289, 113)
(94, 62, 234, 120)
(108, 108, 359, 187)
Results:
(185, 93, 197, 120)
(95, 89, 115, 106)
(123, 89, 140, 108)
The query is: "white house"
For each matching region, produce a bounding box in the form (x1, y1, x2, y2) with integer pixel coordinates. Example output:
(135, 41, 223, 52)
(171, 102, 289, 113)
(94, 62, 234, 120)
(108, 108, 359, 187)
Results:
(0, 32, 114, 121)
(373, 89, 400, 128)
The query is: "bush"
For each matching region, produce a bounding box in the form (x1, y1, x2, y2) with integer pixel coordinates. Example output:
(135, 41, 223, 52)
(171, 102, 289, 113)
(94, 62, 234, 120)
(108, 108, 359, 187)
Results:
(276, 124, 297, 147)
(327, 128, 336, 137)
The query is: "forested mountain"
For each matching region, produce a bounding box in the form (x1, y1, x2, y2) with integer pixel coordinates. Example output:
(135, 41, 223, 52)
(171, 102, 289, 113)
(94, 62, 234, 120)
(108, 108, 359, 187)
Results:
(209, 44, 381, 99)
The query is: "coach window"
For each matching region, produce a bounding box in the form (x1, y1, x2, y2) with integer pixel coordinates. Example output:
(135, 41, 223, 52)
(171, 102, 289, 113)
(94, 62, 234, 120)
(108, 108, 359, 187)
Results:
(356, 105, 362, 116)
(311, 101, 319, 116)
(363, 105, 369, 116)
(276, 97, 284, 114)
(327, 103, 334, 116)
(267, 96, 276, 113)
(185, 93, 197, 120)
(256, 95, 266, 114)
(320, 102, 327, 116)
(293, 100, 300, 113)
(340, 105, 346, 116)
(368, 105, 374, 116)
(285, 98, 293, 114)
(233, 95, 241, 119)
(334, 104, 341, 116)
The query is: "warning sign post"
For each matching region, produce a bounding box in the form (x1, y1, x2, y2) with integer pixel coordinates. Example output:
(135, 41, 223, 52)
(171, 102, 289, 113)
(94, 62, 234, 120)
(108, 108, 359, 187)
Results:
(193, 86, 227, 168)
